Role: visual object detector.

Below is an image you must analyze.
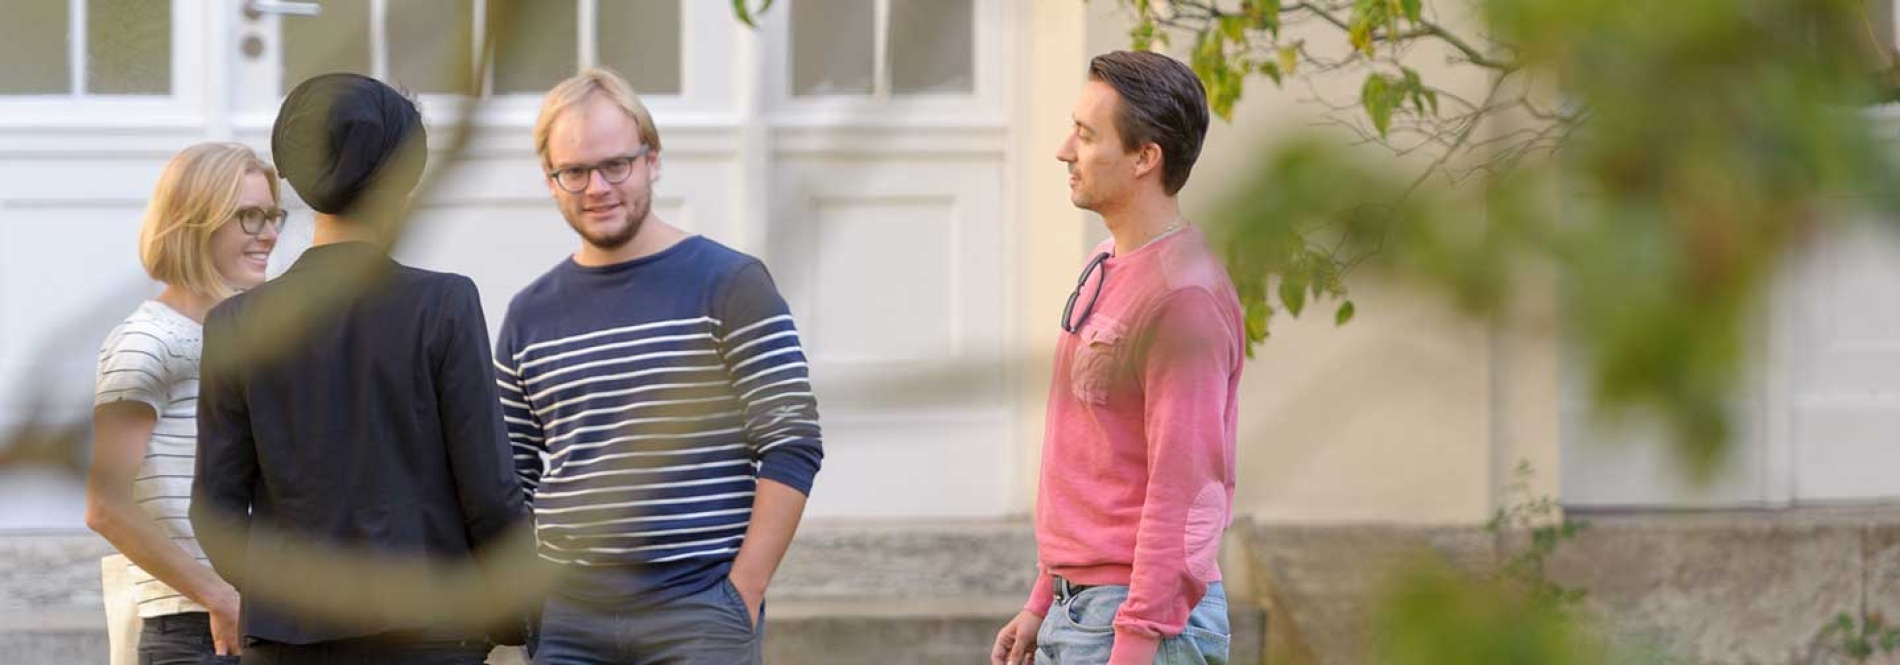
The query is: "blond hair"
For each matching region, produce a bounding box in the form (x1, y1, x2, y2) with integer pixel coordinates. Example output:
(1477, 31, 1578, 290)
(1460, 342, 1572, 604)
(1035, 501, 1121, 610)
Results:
(138, 143, 279, 299)
(533, 67, 662, 167)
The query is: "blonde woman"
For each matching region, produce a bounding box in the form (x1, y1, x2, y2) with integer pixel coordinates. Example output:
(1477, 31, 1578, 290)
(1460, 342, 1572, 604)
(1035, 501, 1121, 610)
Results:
(87, 142, 283, 663)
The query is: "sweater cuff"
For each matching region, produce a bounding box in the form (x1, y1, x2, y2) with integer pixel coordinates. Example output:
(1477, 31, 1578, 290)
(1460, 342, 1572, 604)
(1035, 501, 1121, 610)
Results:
(757, 444, 821, 496)
(1109, 627, 1161, 665)
(1024, 574, 1054, 617)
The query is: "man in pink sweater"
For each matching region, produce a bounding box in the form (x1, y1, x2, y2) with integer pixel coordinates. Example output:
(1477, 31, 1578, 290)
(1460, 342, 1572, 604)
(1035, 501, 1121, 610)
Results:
(991, 51, 1245, 665)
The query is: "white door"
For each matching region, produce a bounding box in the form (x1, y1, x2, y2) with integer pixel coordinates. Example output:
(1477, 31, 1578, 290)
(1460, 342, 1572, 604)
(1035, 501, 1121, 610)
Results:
(1561, 197, 1900, 509)
(1776, 208, 1900, 503)
(0, 0, 216, 527)
(756, 0, 1018, 517)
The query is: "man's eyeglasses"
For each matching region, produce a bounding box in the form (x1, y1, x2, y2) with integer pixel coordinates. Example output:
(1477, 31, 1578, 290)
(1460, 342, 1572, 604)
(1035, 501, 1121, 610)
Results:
(233, 207, 288, 236)
(548, 145, 652, 193)
(1061, 252, 1112, 334)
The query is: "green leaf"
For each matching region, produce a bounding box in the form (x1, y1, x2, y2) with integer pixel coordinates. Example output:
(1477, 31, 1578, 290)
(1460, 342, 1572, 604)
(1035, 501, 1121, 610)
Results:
(1836, 614, 1858, 633)
(1259, 60, 1283, 85)
(1362, 74, 1394, 136)
(1241, 296, 1273, 357)
(1336, 300, 1356, 326)
(1220, 15, 1246, 42)
(1254, 0, 1283, 35)
(1307, 250, 1342, 296)
(1192, 31, 1243, 120)
(1399, 0, 1421, 23)
(1349, 21, 1373, 54)
(1400, 67, 1425, 113)
(1280, 272, 1308, 317)
(1278, 45, 1299, 77)
(731, 0, 774, 28)
(1348, 0, 1382, 55)
(1130, 18, 1159, 51)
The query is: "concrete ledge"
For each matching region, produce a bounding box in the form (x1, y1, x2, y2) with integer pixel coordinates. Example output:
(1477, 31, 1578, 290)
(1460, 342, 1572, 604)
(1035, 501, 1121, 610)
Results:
(0, 524, 1266, 664)
(763, 598, 1265, 665)
(1243, 508, 1900, 665)
(770, 519, 1041, 600)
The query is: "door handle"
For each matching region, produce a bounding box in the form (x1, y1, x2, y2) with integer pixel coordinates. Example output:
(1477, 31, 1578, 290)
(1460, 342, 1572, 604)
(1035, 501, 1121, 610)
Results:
(243, 0, 322, 20)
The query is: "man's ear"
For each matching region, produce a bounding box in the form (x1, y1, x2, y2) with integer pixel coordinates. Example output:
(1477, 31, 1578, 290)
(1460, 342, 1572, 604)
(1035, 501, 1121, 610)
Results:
(1132, 142, 1164, 181)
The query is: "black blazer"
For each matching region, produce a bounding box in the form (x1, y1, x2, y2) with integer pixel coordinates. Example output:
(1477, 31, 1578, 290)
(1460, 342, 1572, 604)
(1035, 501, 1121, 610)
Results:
(191, 241, 528, 645)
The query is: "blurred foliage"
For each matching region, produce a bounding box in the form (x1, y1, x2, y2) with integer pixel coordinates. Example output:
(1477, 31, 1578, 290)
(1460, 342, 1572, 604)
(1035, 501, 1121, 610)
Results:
(1370, 462, 1680, 664)
(1372, 561, 1610, 665)
(1116, 0, 1900, 477)
(1815, 611, 1900, 663)
(1486, 460, 1588, 610)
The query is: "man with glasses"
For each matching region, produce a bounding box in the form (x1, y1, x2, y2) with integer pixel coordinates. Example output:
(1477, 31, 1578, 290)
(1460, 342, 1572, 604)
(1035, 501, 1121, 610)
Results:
(494, 67, 822, 664)
(991, 51, 1245, 665)
(192, 73, 529, 664)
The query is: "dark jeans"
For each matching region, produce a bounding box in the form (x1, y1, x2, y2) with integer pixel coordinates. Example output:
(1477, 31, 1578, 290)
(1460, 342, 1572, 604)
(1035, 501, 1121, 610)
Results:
(240, 630, 489, 665)
(531, 577, 763, 665)
(140, 612, 240, 665)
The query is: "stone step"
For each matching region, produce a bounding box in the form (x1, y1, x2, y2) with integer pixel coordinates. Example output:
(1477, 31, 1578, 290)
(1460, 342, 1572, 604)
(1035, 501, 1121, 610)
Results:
(3, 599, 1265, 665)
(0, 522, 1046, 613)
(0, 612, 109, 663)
(1, 524, 1264, 663)
(769, 519, 1042, 600)
(765, 598, 1266, 665)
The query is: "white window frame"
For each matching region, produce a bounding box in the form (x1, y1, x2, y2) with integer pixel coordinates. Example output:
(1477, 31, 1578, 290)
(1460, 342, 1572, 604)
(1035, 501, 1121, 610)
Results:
(759, 0, 1007, 127)
(0, 1, 207, 129)
(232, 0, 729, 133)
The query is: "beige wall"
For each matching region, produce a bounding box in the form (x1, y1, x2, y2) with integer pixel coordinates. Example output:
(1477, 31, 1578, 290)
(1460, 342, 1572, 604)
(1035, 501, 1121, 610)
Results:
(1010, 0, 1092, 513)
(1008, 1, 1563, 525)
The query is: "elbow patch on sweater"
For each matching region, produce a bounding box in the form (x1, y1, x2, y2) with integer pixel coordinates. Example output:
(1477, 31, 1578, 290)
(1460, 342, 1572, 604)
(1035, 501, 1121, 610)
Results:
(1184, 482, 1230, 583)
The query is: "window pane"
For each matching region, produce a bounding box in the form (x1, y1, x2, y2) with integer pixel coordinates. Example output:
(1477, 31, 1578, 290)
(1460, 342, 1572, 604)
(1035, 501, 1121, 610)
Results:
(389, 0, 475, 95)
(792, 0, 873, 95)
(890, 0, 971, 94)
(597, 0, 680, 95)
(491, 0, 576, 94)
(0, 0, 71, 94)
(283, 0, 371, 93)
(87, 0, 171, 94)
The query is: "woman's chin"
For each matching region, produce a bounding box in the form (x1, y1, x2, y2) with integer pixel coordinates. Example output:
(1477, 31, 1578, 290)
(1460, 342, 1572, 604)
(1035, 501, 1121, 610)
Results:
(221, 272, 268, 293)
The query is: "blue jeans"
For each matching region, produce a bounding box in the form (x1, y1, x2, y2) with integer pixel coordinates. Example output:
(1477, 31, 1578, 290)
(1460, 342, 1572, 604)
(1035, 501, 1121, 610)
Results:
(531, 577, 762, 665)
(140, 612, 241, 665)
(1035, 581, 1230, 665)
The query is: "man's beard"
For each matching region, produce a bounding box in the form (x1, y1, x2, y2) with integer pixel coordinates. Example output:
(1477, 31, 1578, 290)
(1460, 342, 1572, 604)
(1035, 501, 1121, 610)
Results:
(570, 195, 649, 251)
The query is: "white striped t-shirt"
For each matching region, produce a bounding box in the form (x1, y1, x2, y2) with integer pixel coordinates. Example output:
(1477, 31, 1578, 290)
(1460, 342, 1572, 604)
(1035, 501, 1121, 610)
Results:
(94, 300, 211, 618)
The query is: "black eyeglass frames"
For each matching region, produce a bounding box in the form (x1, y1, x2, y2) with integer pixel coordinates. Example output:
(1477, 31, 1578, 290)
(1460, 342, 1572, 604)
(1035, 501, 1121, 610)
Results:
(1061, 251, 1111, 334)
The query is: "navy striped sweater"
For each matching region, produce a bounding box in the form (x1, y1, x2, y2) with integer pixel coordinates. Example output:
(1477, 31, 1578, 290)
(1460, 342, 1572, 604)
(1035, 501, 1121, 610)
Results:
(494, 236, 821, 603)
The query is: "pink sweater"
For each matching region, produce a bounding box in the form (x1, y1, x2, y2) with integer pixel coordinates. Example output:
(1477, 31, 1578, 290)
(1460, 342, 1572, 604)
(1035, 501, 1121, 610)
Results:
(1026, 226, 1245, 664)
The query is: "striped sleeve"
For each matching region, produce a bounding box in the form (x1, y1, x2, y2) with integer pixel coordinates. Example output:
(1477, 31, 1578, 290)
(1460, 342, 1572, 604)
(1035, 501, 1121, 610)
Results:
(95, 325, 172, 412)
(495, 312, 549, 502)
(715, 262, 823, 496)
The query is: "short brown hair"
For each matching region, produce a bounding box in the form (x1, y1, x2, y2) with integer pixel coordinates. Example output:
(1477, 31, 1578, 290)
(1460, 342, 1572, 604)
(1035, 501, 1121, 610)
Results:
(1088, 51, 1210, 196)
(533, 67, 662, 167)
